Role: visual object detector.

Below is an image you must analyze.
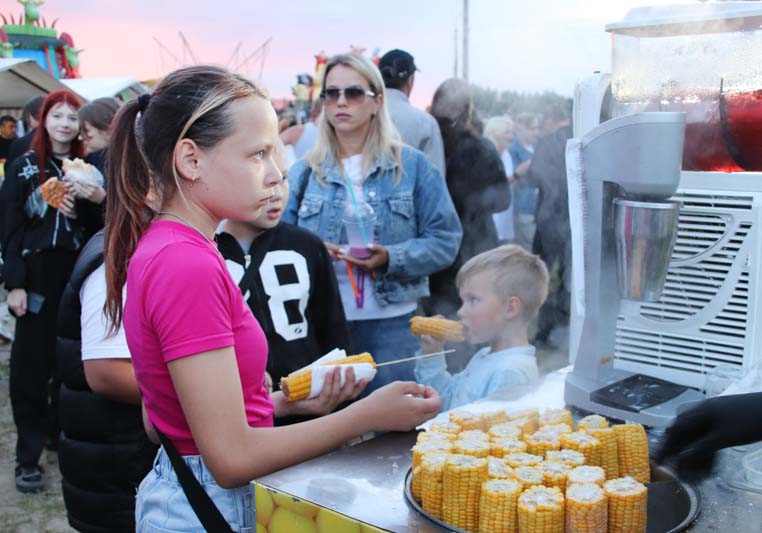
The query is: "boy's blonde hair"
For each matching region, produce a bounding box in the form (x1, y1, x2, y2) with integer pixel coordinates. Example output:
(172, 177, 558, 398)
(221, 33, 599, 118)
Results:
(456, 245, 550, 320)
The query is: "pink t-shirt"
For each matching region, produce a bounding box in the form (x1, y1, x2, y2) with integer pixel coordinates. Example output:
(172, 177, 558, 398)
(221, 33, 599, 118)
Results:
(124, 220, 274, 455)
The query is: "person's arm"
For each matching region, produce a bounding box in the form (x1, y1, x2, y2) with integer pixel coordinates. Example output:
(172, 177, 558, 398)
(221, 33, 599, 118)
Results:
(1, 157, 29, 291)
(270, 366, 367, 418)
(384, 160, 463, 279)
(413, 334, 458, 412)
(84, 358, 141, 405)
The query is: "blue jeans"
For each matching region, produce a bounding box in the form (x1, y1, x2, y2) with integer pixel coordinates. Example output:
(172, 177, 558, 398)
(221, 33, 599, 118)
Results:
(349, 311, 420, 394)
(135, 448, 253, 533)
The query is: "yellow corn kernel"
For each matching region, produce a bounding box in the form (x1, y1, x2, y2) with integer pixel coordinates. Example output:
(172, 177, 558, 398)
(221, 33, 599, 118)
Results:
(604, 476, 647, 533)
(505, 452, 543, 468)
(412, 441, 453, 471)
(410, 316, 465, 342)
(540, 408, 574, 428)
(568, 466, 606, 488)
(576, 414, 609, 431)
(458, 429, 490, 442)
(416, 431, 458, 444)
(450, 411, 486, 431)
(488, 457, 515, 480)
(525, 423, 572, 457)
(452, 439, 491, 459)
(478, 479, 522, 533)
(538, 461, 571, 492)
(420, 453, 448, 520)
(412, 465, 423, 502)
(560, 431, 602, 467)
(489, 422, 523, 442)
(483, 409, 510, 429)
(429, 421, 462, 435)
(517, 486, 565, 533)
(613, 423, 650, 483)
(491, 437, 528, 458)
(545, 449, 586, 468)
(584, 427, 619, 480)
(280, 353, 376, 401)
(442, 454, 488, 532)
(565, 483, 608, 533)
(513, 466, 544, 489)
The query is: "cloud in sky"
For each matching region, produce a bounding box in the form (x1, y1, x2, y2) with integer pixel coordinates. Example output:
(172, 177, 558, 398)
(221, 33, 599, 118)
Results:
(5, 0, 697, 107)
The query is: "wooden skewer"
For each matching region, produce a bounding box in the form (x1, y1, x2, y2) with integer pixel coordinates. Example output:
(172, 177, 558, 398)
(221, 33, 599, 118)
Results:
(375, 349, 456, 367)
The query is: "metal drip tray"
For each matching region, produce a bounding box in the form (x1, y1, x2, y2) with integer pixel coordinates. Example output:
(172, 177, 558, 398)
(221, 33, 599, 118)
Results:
(404, 461, 701, 533)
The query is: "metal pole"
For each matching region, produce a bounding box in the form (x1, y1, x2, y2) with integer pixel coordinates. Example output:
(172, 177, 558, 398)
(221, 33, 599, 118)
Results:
(463, 0, 469, 80)
(454, 27, 458, 78)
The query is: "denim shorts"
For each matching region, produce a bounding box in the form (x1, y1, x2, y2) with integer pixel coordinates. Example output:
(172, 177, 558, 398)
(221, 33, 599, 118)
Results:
(135, 447, 254, 533)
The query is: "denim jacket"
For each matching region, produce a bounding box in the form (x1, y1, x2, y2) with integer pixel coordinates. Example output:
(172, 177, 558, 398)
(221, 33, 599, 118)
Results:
(283, 146, 462, 306)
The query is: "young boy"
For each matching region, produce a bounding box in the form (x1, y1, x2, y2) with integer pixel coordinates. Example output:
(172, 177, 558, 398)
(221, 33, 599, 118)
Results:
(217, 144, 361, 424)
(415, 244, 549, 411)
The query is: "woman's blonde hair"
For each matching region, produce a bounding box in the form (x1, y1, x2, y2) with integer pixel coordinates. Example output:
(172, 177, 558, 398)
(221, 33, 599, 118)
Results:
(484, 115, 515, 149)
(307, 53, 402, 181)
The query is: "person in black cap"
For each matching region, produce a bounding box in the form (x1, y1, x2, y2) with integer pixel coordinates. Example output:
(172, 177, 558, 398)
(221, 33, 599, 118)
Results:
(379, 49, 446, 177)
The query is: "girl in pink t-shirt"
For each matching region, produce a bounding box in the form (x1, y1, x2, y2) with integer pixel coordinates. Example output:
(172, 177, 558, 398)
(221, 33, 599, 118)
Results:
(102, 65, 442, 532)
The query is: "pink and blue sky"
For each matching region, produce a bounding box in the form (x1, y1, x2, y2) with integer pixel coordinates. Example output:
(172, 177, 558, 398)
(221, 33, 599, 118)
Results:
(2, 0, 694, 108)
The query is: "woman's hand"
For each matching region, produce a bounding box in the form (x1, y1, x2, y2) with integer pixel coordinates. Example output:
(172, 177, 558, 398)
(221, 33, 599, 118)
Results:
(342, 244, 389, 272)
(324, 242, 343, 260)
(7, 288, 27, 317)
(356, 381, 442, 432)
(69, 181, 107, 204)
(58, 191, 78, 219)
(281, 366, 368, 418)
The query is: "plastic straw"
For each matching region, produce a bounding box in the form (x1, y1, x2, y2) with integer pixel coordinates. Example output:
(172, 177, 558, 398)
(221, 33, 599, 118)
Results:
(342, 173, 371, 246)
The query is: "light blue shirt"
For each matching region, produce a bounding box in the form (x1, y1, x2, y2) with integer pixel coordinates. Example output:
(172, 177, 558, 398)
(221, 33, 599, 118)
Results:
(415, 345, 539, 412)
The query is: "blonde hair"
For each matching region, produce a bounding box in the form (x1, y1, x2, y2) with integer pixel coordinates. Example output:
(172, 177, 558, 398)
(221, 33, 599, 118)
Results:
(456, 245, 550, 320)
(484, 115, 514, 148)
(307, 53, 402, 181)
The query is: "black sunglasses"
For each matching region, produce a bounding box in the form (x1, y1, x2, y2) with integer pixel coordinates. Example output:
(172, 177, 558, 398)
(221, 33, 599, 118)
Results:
(321, 86, 376, 103)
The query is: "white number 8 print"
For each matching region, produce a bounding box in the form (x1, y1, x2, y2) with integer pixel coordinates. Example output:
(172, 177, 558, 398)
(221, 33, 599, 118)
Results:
(258, 250, 311, 341)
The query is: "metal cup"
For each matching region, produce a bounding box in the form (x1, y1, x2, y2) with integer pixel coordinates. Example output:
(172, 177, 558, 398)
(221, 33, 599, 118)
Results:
(613, 198, 680, 302)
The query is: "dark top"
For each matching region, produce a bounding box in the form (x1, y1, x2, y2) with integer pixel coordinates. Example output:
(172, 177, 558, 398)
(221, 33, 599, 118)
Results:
(3, 129, 34, 175)
(0, 136, 15, 160)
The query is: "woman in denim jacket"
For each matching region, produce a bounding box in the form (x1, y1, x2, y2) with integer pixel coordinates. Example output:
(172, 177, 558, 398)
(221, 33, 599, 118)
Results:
(283, 53, 462, 393)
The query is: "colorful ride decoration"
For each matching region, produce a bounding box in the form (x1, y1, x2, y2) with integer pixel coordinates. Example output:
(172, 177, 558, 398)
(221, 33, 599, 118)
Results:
(1, 0, 82, 79)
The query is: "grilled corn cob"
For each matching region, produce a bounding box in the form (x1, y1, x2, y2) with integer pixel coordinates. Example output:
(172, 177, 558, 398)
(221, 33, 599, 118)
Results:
(545, 449, 586, 468)
(538, 461, 571, 492)
(517, 486, 565, 533)
(567, 466, 606, 488)
(604, 476, 647, 533)
(505, 452, 543, 468)
(525, 424, 572, 457)
(565, 483, 608, 533)
(613, 423, 650, 483)
(442, 455, 488, 532)
(417, 431, 458, 444)
(412, 441, 453, 471)
(491, 437, 528, 458)
(539, 408, 574, 428)
(452, 439, 491, 458)
(483, 409, 510, 429)
(420, 453, 448, 520)
(583, 427, 619, 480)
(478, 479, 522, 533)
(576, 414, 609, 431)
(429, 421, 462, 435)
(450, 411, 486, 431)
(513, 466, 544, 489)
(410, 316, 465, 342)
(280, 353, 376, 401)
(489, 423, 523, 442)
(488, 456, 515, 480)
(560, 432, 602, 467)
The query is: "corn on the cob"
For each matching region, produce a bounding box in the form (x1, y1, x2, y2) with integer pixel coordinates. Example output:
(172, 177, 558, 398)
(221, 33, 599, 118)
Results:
(458, 429, 490, 442)
(613, 423, 650, 483)
(568, 466, 606, 488)
(478, 479, 522, 533)
(488, 456, 515, 480)
(450, 411, 485, 431)
(421, 453, 448, 520)
(410, 316, 465, 342)
(280, 353, 376, 401)
(489, 423, 523, 442)
(576, 414, 609, 431)
(442, 454, 488, 532)
(412, 441, 453, 471)
(509, 416, 539, 436)
(452, 439, 491, 458)
(604, 476, 647, 533)
(525, 424, 572, 457)
(491, 437, 528, 458)
(513, 466, 544, 489)
(506, 408, 540, 422)
(429, 421, 462, 435)
(545, 449, 586, 468)
(412, 465, 424, 502)
(483, 409, 510, 429)
(538, 461, 571, 492)
(417, 431, 458, 444)
(584, 427, 619, 480)
(560, 432, 602, 467)
(540, 408, 574, 428)
(565, 483, 608, 533)
(517, 486, 565, 533)
(505, 452, 543, 468)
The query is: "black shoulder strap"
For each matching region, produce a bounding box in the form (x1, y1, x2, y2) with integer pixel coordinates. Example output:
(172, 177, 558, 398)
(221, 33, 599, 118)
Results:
(154, 427, 235, 533)
(297, 163, 311, 203)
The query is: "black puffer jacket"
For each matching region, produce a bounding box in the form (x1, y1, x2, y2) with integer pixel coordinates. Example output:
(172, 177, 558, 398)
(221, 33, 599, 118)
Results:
(56, 231, 157, 533)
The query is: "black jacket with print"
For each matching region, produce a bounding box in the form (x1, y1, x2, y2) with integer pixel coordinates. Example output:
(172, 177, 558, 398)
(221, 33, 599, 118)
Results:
(1, 150, 88, 289)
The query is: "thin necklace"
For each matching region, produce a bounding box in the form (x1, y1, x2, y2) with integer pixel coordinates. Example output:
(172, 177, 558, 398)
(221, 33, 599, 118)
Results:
(155, 211, 214, 243)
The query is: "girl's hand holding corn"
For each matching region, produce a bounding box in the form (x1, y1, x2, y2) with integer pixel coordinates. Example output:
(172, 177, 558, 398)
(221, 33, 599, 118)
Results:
(272, 367, 368, 418)
(353, 381, 442, 432)
(420, 334, 446, 356)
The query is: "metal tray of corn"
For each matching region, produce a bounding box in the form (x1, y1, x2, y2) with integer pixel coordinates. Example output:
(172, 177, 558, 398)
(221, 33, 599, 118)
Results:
(403, 461, 701, 533)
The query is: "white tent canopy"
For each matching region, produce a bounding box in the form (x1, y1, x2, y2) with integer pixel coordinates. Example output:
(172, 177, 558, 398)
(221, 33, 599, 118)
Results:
(61, 77, 148, 102)
(0, 58, 79, 110)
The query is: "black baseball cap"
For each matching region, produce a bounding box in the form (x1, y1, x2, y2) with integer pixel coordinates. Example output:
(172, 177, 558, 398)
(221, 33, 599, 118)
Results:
(379, 49, 418, 86)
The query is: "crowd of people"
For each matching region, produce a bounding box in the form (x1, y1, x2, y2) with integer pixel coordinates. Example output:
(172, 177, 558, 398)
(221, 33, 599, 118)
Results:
(2, 48, 728, 533)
